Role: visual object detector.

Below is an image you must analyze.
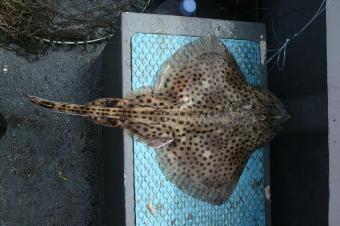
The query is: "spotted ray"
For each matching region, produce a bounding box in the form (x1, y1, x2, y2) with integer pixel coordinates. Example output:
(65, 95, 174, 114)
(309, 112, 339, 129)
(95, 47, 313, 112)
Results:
(28, 35, 289, 205)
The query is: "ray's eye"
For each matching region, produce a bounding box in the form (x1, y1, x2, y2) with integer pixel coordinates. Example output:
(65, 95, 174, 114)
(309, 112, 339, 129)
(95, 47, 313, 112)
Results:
(260, 115, 266, 121)
(161, 117, 169, 122)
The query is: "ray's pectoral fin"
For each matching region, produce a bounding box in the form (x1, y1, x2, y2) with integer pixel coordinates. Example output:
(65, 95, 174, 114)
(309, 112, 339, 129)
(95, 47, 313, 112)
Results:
(125, 123, 174, 148)
(153, 35, 247, 107)
(156, 130, 254, 205)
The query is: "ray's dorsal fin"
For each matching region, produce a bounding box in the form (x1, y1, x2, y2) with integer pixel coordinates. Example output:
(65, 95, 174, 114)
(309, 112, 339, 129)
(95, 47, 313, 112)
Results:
(86, 98, 128, 108)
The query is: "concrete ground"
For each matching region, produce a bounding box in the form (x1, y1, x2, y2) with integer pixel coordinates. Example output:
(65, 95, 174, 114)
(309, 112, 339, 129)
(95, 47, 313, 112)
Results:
(0, 1, 158, 225)
(0, 45, 106, 225)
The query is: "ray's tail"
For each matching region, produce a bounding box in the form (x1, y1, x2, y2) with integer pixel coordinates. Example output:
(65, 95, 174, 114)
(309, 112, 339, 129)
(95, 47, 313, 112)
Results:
(27, 95, 129, 128)
(27, 95, 89, 116)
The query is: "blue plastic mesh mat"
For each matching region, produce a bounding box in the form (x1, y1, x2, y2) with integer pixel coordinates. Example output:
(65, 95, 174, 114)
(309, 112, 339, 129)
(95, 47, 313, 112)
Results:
(131, 33, 265, 226)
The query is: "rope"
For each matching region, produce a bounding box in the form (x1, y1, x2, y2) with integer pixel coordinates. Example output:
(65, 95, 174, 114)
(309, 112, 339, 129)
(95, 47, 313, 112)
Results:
(266, 0, 331, 70)
(40, 0, 151, 45)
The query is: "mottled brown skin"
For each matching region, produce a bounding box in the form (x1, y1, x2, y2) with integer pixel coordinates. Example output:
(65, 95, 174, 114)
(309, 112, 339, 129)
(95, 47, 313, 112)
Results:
(28, 35, 289, 205)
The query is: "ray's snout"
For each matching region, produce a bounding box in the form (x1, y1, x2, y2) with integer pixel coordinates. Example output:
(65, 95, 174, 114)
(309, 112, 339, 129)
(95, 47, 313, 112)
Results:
(273, 102, 291, 123)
